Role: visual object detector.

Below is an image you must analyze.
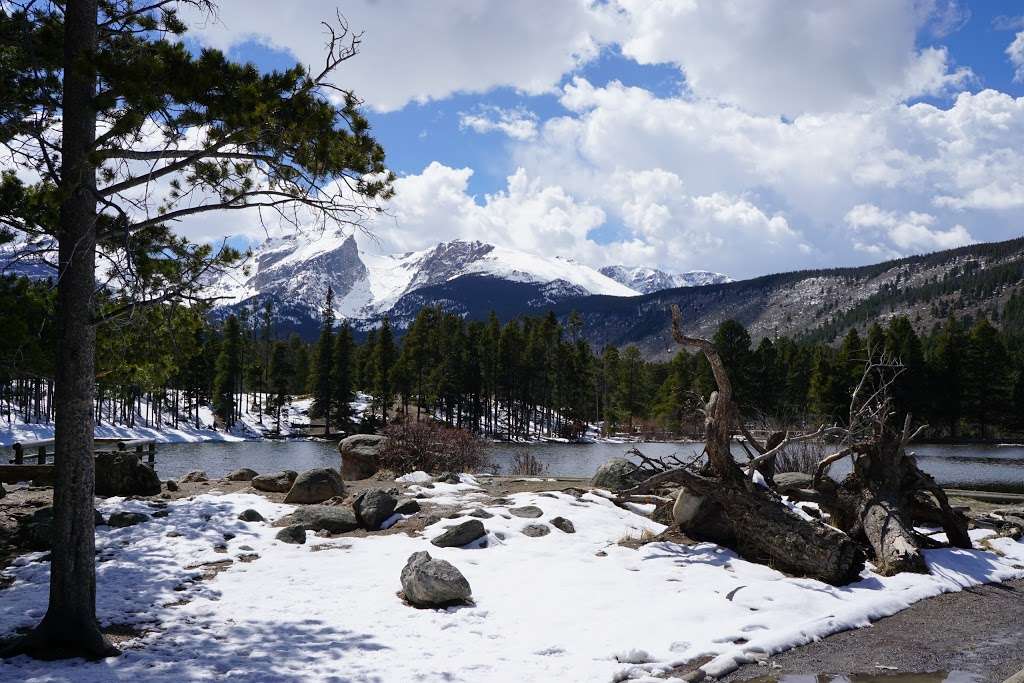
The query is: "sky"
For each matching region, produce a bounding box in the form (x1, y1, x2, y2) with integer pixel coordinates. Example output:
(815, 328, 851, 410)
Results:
(176, 0, 1024, 279)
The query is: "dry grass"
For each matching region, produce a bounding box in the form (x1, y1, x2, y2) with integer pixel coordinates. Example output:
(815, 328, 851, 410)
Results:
(506, 451, 546, 477)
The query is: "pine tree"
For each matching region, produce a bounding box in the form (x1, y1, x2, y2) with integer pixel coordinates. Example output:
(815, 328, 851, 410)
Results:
(331, 322, 355, 430)
(964, 317, 1011, 436)
(0, 3, 392, 655)
(212, 315, 243, 428)
(929, 315, 967, 438)
(267, 340, 292, 434)
(310, 287, 336, 435)
(373, 318, 397, 425)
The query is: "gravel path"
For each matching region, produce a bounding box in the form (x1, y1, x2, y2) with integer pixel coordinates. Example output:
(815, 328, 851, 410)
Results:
(724, 579, 1024, 682)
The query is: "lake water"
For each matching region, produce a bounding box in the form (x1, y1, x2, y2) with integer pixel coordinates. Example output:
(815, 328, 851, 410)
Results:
(150, 439, 1024, 493)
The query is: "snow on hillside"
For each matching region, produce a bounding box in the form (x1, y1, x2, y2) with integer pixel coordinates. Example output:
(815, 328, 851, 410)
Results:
(599, 265, 731, 294)
(207, 232, 642, 321)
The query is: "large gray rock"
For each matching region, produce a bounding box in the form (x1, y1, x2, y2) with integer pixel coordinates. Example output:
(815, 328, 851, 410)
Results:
(431, 519, 486, 548)
(178, 470, 208, 483)
(274, 505, 360, 534)
(284, 468, 345, 504)
(509, 506, 543, 519)
(94, 451, 161, 497)
(521, 524, 550, 537)
(338, 434, 388, 480)
(400, 551, 472, 608)
(591, 458, 644, 492)
(251, 470, 298, 493)
(238, 509, 266, 523)
(107, 511, 150, 528)
(772, 471, 814, 493)
(354, 489, 398, 530)
(18, 507, 105, 550)
(394, 498, 421, 515)
(275, 525, 306, 544)
(550, 517, 576, 534)
(225, 468, 258, 482)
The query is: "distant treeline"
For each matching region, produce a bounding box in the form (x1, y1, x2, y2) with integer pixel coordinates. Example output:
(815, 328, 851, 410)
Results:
(4, 275, 1024, 440)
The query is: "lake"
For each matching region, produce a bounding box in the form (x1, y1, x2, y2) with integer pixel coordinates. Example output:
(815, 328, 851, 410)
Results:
(150, 439, 1024, 492)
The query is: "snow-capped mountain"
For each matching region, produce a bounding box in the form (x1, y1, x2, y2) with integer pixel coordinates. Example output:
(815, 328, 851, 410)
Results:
(206, 231, 641, 333)
(598, 265, 731, 294)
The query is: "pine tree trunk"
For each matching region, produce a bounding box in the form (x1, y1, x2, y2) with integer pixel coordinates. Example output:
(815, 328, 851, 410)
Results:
(4, 0, 116, 661)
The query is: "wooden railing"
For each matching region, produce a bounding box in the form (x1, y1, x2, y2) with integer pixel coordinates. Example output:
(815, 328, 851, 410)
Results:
(9, 437, 156, 465)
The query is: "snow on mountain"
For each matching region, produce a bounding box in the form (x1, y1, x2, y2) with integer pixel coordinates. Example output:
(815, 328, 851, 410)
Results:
(206, 231, 641, 324)
(599, 265, 731, 294)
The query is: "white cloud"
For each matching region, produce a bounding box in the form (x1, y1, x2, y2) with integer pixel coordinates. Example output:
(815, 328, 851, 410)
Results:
(459, 106, 539, 140)
(182, 1, 617, 112)
(845, 204, 974, 253)
(1007, 32, 1024, 83)
(615, 0, 972, 116)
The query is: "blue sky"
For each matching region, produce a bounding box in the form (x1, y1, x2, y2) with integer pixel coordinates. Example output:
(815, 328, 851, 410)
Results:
(184, 1, 1024, 278)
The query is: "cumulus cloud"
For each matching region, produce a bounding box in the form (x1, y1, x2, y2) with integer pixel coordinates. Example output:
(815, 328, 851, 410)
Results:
(1008, 32, 1024, 82)
(615, 0, 972, 116)
(458, 106, 539, 140)
(181, 0, 617, 112)
(845, 204, 974, 253)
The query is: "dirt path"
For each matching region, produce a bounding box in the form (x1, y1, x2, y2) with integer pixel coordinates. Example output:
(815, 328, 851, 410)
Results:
(724, 579, 1024, 683)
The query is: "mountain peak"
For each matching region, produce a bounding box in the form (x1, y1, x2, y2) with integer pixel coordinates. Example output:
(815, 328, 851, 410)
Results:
(599, 265, 731, 294)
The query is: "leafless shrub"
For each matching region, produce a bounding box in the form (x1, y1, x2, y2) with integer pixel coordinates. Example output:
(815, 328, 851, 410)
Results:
(774, 439, 830, 475)
(506, 451, 546, 477)
(378, 420, 489, 474)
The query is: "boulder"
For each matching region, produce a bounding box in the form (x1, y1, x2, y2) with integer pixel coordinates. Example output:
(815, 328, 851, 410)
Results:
(178, 470, 208, 483)
(521, 524, 550, 538)
(165, 479, 179, 492)
(550, 516, 576, 534)
(431, 519, 486, 548)
(225, 468, 258, 482)
(354, 489, 398, 530)
(400, 551, 472, 608)
(509, 505, 543, 519)
(591, 458, 645, 492)
(338, 434, 388, 480)
(251, 470, 298, 493)
(394, 498, 421, 515)
(772, 471, 814, 493)
(274, 505, 359, 534)
(284, 468, 345, 504)
(467, 508, 494, 519)
(238, 509, 266, 523)
(107, 511, 150, 528)
(94, 451, 161, 497)
(18, 507, 106, 550)
(275, 525, 306, 544)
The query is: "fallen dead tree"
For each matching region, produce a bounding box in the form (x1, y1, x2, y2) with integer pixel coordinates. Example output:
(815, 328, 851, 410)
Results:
(786, 356, 972, 575)
(617, 306, 865, 586)
(622, 307, 972, 582)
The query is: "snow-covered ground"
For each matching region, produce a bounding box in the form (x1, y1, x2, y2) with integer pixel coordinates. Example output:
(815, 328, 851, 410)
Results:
(3, 479, 1024, 682)
(0, 393, 327, 447)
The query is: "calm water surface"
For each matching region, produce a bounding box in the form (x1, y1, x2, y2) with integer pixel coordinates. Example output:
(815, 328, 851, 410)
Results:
(152, 439, 1024, 492)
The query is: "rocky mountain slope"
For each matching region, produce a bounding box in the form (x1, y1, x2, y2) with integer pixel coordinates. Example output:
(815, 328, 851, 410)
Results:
(598, 265, 731, 293)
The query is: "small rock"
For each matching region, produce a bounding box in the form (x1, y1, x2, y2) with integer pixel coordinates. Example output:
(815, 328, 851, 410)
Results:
(393, 498, 421, 515)
(521, 524, 550, 537)
(467, 508, 494, 519)
(251, 470, 298, 493)
(595, 550, 607, 557)
(152, 509, 170, 518)
(550, 517, 576, 533)
(275, 525, 306, 544)
(178, 470, 208, 484)
(225, 468, 258, 482)
(107, 511, 150, 528)
(431, 520, 487, 548)
(400, 551, 472, 607)
(283, 468, 345, 504)
(238, 509, 266, 523)
(435, 472, 460, 484)
(274, 505, 360, 534)
(166, 530, 181, 538)
(509, 505, 543, 519)
(354, 489, 398, 530)
(223, 532, 236, 541)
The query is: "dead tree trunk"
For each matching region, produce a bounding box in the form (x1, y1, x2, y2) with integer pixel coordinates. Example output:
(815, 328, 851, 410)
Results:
(623, 307, 865, 586)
